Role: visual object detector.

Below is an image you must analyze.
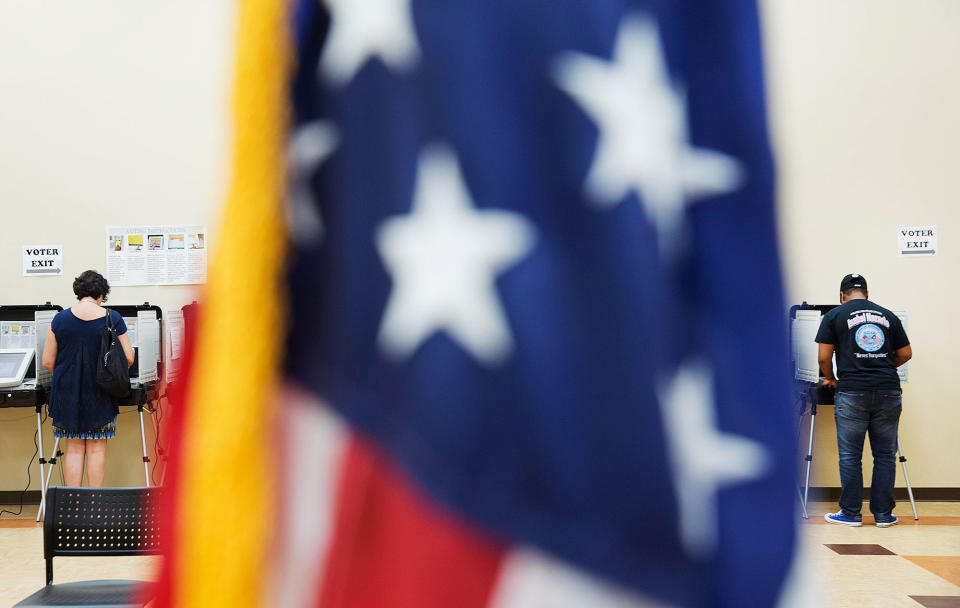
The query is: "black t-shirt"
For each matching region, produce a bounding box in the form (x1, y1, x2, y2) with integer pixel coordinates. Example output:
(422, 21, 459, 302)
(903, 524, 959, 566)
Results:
(814, 299, 909, 391)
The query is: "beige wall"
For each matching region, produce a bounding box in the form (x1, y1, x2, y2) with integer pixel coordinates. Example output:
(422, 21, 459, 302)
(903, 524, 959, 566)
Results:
(0, 1, 234, 491)
(762, 0, 960, 487)
(2, 1, 957, 493)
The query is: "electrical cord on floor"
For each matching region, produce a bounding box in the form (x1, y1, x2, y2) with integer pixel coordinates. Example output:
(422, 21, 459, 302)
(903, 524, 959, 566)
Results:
(150, 393, 167, 486)
(0, 413, 45, 519)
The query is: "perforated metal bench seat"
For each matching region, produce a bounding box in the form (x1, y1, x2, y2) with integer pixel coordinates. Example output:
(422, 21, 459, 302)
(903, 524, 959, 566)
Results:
(14, 579, 152, 607)
(14, 487, 162, 608)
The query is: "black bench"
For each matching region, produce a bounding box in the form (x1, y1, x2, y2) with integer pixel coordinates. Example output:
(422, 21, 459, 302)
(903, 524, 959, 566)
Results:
(15, 486, 161, 607)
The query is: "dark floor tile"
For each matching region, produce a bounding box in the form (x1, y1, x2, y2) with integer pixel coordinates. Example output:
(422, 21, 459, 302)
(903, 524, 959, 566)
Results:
(910, 597, 960, 608)
(824, 543, 896, 555)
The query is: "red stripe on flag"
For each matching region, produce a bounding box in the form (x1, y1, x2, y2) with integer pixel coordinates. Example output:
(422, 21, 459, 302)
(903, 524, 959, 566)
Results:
(318, 435, 507, 608)
(152, 304, 199, 608)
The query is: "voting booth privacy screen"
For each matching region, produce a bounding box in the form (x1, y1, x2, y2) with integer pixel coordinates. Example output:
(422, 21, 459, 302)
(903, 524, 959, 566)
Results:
(789, 304, 909, 384)
(0, 303, 174, 396)
(105, 304, 162, 385)
(0, 302, 184, 500)
(791, 309, 822, 383)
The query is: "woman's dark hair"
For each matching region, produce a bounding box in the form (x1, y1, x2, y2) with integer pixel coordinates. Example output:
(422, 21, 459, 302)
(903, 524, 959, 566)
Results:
(73, 270, 110, 302)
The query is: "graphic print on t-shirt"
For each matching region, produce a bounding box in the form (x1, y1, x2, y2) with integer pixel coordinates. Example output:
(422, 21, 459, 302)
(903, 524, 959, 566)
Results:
(815, 299, 909, 391)
(855, 324, 885, 352)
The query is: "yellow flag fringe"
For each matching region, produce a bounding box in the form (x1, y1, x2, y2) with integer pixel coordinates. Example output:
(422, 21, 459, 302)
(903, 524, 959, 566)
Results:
(173, 0, 289, 604)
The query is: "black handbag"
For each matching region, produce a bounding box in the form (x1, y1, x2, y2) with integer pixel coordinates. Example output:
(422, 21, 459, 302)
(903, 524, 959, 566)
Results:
(96, 310, 130, 397)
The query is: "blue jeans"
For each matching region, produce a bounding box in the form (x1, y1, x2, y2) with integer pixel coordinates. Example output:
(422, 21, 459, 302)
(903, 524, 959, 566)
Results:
(834, 390, 902, 522)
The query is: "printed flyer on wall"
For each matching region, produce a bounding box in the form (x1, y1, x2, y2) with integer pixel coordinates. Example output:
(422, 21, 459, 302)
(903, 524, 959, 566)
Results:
(105, 225, 207, 286)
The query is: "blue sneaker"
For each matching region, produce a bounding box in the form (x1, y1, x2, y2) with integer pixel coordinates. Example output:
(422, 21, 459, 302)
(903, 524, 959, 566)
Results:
(875, 515, 898, 528)
(824, 510, 862, 526)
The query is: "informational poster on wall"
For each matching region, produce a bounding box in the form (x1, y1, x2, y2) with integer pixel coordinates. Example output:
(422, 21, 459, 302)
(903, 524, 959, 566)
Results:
(106, 225, 207, 286)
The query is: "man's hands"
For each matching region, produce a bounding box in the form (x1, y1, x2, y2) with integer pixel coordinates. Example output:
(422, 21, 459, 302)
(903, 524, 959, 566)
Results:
(893, 344, 913, 367)
(818, 343, 837, 388)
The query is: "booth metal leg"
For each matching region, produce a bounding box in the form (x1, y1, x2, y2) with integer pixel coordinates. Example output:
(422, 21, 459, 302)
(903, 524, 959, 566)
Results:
(897, 438, 919, 521)
(802, 403, 817, 512)
(36, 437, 61, 522)
(138, 406, 151, 487)
(35, 408, 47, 522)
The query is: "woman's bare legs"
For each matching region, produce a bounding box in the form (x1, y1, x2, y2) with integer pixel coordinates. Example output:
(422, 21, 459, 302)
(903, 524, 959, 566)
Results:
(63, 438, 85, 486)
(85, 439, 107, 487)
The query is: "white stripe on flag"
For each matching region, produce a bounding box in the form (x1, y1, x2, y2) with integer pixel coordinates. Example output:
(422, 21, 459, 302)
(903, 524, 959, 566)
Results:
(776, 528, 818, 608)
(265, 382, 349, 608)
(488, 548, 675, 608)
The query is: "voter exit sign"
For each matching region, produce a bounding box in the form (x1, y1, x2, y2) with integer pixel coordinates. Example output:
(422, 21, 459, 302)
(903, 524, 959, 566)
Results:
(22, 245, 63, 276)
(898, 226, 937, 257)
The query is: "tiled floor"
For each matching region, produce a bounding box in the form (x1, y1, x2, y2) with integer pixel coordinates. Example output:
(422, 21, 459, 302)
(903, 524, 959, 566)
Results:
(803, 501, 960, 607)
(1, 501, 958, 606)
(0, 505, 160, 607)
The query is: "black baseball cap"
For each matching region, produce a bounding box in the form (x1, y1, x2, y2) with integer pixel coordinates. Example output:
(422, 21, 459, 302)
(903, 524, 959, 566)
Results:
(840, 273, 867, 292)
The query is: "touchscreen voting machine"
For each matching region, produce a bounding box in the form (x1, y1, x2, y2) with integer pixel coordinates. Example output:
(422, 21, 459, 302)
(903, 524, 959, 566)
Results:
(0, 349, 33, 388)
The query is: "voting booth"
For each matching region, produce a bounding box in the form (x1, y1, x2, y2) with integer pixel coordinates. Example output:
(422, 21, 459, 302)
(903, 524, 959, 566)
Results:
(147, 302, 189, 487)
(108, 303, 162, 490)
(0, 304, 62, 518)
(0, 304, 60, 406)
(106, 303, 162, 404)
(4, 300, 184, 518)
(33, 303, 165, 521)
(788, 302, 917, 520)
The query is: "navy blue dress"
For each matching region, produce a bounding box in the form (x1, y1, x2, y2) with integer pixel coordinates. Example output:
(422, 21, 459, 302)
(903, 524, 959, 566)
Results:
(49, 308, 127, 438)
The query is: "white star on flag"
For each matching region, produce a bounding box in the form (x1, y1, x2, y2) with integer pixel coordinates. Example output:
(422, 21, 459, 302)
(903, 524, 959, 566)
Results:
(657, 360, 769, 558)
(319, 0, 421, 85)
(287, 121, 339, 246)
(376, 145, 536, 366)
(553, 13, 744, 251)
